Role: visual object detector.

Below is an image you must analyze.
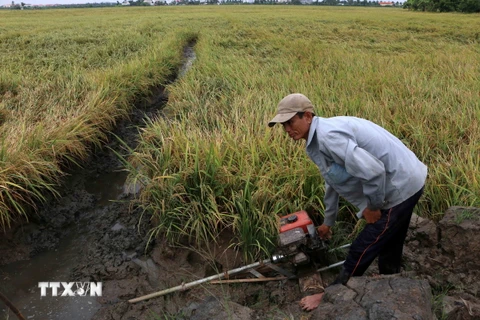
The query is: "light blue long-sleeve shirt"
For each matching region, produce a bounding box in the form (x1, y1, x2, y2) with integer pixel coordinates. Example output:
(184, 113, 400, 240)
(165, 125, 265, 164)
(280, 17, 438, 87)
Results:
(306, 116, 427, 226)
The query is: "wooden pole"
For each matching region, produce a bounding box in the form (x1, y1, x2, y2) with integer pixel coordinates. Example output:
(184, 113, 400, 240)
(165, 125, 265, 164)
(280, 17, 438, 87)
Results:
(0, 291, 26, 320)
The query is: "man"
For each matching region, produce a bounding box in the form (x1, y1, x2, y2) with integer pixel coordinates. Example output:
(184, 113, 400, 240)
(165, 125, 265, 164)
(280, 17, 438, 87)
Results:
(268, 93, 427, 311)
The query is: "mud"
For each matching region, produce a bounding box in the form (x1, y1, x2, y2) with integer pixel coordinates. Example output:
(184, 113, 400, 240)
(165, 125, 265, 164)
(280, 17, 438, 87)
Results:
(405, 207, 480, 319)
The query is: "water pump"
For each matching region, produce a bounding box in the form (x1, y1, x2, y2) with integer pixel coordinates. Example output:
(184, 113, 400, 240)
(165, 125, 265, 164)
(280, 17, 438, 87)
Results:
(272, 210, 328, 266)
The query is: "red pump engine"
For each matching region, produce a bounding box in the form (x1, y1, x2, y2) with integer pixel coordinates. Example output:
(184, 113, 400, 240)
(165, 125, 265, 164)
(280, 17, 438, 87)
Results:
(273, 210, 327, 265)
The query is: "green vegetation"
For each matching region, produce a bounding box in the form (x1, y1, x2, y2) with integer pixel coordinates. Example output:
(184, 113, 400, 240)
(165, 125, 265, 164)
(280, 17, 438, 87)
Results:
(454, 209, 479, 224)
(431, 283, 455, 320)
(1, 7, 479, 260)
(403, 0, 480, 13)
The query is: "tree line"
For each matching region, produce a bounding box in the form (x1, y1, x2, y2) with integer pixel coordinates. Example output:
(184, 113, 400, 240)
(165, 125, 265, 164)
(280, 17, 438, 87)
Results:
(3, 0, 479, 15)
(403, 0, 480, 12)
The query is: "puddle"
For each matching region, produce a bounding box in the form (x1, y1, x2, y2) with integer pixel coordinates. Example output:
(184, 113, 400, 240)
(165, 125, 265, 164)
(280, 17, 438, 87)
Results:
(0, 43, 197, 320)
(84, 171, 129, 207)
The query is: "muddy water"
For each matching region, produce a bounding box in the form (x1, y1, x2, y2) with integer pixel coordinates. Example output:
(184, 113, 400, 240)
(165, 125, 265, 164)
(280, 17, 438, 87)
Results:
(0, 45, 196, 320)
(1, 225, 100, 319)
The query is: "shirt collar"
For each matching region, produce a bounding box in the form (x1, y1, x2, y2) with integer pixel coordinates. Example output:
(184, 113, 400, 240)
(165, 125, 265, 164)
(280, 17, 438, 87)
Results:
(306, 116, 319, 147)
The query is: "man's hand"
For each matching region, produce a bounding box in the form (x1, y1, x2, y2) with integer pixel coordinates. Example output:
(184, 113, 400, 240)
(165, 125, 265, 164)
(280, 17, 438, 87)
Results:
(317, 224, 332, 240)
(362, 208, 381, 224)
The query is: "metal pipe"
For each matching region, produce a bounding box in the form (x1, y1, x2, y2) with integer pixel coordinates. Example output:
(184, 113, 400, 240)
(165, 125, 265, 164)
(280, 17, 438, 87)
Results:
(317, 260, 345, 272)
(328, 243, 351, 252)
(129, 258, 271, 303)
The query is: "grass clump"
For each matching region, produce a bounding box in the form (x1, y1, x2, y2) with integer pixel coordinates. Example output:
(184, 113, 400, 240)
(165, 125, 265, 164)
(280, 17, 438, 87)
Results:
(454, 209, 480, 224)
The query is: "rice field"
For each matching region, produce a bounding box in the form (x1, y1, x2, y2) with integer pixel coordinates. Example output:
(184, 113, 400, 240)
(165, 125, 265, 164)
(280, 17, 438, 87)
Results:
(1, 6, 479, 260)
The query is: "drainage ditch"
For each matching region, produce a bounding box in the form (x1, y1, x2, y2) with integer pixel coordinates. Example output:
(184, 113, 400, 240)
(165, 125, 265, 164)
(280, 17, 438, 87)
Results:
(0, 44, 196, 320)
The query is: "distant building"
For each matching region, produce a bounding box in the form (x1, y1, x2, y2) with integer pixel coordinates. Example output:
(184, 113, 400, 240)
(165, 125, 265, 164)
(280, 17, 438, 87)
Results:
(379, 1, 394, 5)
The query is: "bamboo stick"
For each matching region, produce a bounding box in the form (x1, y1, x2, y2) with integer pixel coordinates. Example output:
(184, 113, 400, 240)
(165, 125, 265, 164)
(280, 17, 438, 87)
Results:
(0, 291, 26, 320)
(129, 258, 271, 303)
(210, 277, 287, 284)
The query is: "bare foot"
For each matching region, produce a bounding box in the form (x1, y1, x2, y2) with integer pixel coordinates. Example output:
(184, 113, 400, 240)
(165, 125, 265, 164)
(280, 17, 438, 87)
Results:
(299, 293, 324, 311)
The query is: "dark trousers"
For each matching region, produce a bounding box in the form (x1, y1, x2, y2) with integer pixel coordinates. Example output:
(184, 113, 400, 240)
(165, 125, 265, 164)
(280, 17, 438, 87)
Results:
(342, 187, 424, 278)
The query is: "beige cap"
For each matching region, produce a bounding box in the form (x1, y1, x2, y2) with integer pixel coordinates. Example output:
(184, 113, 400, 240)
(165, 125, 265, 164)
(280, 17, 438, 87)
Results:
(268, 93, 314, 127)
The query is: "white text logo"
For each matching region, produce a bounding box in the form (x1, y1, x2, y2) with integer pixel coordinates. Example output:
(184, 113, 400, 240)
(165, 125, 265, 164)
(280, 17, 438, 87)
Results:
(38, 282, 102, 297)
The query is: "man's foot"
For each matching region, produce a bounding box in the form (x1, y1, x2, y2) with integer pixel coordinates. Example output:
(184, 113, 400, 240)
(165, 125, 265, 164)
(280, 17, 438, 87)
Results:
(299, 293, 324, 311)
